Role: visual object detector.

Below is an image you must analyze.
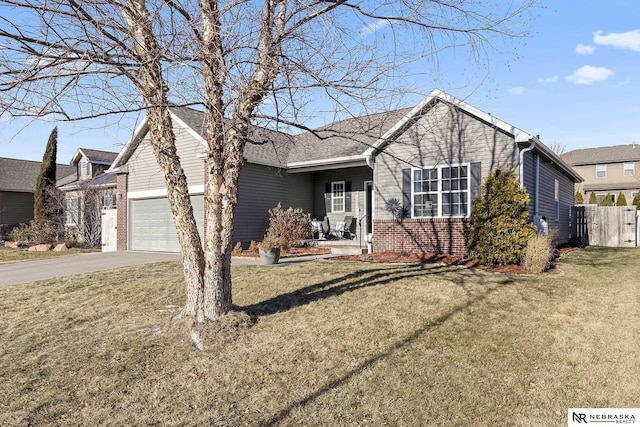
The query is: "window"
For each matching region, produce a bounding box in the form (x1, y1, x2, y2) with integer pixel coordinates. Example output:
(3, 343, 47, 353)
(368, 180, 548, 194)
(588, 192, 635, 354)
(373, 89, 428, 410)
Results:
(64, 197, 79, 225)
(412, 164, 469, 217)
(624, 162, 635, 176)
(331, 181, 345, 212)
(103, 194, 116, 209)
(554, 179, 560, 221)
(596, 164, 606, 178)
(80, 159, 89, 178)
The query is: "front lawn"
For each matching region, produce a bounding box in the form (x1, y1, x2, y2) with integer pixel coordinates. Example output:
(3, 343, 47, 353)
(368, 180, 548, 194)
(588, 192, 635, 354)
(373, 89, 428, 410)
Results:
(0, 246, 638, 426)
(0, 246, 98, 263)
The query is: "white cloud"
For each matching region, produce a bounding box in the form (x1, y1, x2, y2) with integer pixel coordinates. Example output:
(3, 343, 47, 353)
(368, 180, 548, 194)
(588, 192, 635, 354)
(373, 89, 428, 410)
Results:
(538, 76, 559, 84)
(359, 19, 390, 37)
(508, 87, 524, 96)
(565, 65, 614, 85)
(575, 44, 595, 55)
(593, 29, 640, 52)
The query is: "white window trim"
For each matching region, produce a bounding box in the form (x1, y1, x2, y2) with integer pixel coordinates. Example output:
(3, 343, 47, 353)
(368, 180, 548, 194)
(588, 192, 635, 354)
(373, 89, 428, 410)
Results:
(80, 159, 89, 178)
(331, 181, 345, 213)
(411, 163, 471, 218)
(596, 164, 606, 178)
(624, 162, 634, 177)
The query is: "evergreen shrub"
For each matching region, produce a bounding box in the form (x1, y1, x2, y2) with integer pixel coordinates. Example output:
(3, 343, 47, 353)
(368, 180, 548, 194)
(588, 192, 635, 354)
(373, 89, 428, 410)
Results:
(466, 168, 537, 266)
(600, 193, 613, 206)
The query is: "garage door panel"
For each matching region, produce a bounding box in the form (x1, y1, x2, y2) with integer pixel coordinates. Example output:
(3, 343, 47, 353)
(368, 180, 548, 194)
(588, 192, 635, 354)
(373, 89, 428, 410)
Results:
(130, 196, 204, 252)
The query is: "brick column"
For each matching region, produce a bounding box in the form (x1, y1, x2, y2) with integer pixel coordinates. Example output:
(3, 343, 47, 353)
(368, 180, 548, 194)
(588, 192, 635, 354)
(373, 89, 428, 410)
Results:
(116, 171, 128, 251)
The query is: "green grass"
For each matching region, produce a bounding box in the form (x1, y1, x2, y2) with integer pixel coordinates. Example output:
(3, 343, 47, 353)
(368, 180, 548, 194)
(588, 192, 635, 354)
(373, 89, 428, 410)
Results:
(0, 246, 99, 263)
(0, 246, 638, 426)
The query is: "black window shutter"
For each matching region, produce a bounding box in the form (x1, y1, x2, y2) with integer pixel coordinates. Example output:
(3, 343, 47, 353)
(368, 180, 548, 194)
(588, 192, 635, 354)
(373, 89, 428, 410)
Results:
(345, 181, 352, 212)
(402, 169, 412, 217)
(325, 183, 332, 213)
(470, 162, 482, 200)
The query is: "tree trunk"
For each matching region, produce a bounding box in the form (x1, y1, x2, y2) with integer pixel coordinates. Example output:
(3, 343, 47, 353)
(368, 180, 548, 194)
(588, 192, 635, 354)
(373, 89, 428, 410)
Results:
(122, 0, 206, 322)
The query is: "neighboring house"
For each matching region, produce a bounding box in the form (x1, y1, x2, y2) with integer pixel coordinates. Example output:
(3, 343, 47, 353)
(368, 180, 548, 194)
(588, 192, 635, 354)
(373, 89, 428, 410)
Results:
(108, 89, 582, 255)
(0, 157, 76, 237)
(562, 144, 640, 204)
(57, 148, 119, 243)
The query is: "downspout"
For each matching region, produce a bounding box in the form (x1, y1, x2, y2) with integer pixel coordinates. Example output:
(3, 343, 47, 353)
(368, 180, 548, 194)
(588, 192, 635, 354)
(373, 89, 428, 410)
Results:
(535, 154, 540, 215)
(365, 152, 375, 253)
(519, 139, 536, 190)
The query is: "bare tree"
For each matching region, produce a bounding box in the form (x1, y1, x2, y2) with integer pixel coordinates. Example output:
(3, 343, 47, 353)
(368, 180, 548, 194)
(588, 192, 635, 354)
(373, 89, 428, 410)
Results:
(0, 0, 537, 344)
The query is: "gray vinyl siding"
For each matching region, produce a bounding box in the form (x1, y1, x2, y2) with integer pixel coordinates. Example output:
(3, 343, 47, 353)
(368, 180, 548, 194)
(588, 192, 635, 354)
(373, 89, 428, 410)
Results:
(374, 101, 518, 219)
(311, 166, 373, 238)
(0, 191, 34, 226)
(233, 163, 313, 245)
(521, 151, 575, 243)
(522, 151, 537, 214)
(539, 161, 574, 243)
(127, 123, 206, 192)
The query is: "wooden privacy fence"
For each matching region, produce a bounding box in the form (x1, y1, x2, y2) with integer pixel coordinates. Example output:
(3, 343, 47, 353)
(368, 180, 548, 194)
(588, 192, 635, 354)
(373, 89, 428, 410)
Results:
(571, 205, 638, 247)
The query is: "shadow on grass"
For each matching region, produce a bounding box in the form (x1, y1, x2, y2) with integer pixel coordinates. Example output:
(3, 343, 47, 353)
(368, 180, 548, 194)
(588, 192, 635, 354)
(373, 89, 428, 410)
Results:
(241, 263, 469, 318)
(240, 264, 514, 426)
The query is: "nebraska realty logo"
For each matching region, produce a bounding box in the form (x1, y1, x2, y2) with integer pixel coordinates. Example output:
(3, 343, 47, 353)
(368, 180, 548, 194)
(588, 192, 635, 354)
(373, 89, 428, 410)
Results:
(569, 408, 639, 425)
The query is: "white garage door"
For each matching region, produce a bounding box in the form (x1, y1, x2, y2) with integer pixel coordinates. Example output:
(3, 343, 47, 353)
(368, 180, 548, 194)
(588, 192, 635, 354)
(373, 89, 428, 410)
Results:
(130, 195, 204, 252)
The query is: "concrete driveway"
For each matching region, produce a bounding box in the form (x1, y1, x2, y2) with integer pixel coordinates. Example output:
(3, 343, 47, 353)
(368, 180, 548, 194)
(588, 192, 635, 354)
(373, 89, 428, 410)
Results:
(0, 251, 334, 287)
(0, 251, 181, 287)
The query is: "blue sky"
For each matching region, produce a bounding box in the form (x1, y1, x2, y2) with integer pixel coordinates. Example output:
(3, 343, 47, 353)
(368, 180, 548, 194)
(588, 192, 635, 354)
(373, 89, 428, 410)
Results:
(1, 0, 638, 163)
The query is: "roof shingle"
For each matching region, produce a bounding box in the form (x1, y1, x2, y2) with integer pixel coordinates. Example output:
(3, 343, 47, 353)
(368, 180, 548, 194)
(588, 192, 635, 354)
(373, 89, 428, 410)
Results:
(562, 144, 640, 166)
(0, 157, 77, 192)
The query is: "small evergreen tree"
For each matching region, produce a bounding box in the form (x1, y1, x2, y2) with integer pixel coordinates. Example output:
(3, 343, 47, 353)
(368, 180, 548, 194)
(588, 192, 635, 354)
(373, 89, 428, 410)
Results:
(616, 192, 627, 206)
(633, 193, 640, 210)
(588, 191, 597, 204)
(575, 191, 584, 204)
(33, 127, 58, 223)
(600, 193, 613, 206)
(466, 168, 537, 266)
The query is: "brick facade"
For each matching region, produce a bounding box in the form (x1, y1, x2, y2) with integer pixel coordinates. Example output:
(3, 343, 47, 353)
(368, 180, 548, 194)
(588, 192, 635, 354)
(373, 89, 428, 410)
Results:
(373, 218, 468, 256)
(116, 172, 128, 251)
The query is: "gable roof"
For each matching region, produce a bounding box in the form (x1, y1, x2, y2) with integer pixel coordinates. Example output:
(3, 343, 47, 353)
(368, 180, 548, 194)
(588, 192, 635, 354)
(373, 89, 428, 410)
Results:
(362, 88, 581, 182)
(562, 144, 640, 166)
(108, 89, 581, 182)
(110, 106, 295, 170)
(0, 157, 77, 193)
(72, 148, 119, 165)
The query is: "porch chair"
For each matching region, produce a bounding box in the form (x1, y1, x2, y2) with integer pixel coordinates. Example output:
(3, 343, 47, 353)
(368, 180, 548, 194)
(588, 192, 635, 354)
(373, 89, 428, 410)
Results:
(334, 216, 356, 239)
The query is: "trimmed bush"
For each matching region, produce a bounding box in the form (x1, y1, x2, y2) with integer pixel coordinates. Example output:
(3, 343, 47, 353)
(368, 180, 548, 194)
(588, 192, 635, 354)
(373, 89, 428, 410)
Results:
(523, 234, 555, 274)
(616, 192, 627, 206)
(633, 193, 640, 210)
(588, 191, 597, 204)
(265, 203, 312, 249)
(574, 191, 584, 204)
(466, 168, 537, 266)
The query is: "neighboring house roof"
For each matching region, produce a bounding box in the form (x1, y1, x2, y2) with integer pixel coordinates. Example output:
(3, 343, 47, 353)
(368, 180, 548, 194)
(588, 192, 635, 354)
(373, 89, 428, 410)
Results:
(57, 148, 119, 188)
(562, 144, 640, 166)
(72, 148, 119, 165)
(0, 157, 76, 193)
(58, 171, 117, 191)
(109, 89, 582, 183)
